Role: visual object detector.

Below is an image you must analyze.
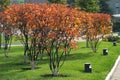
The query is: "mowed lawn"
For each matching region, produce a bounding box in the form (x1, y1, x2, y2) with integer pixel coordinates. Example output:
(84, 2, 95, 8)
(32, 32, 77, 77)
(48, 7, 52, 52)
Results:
(0, 41, 120, 80)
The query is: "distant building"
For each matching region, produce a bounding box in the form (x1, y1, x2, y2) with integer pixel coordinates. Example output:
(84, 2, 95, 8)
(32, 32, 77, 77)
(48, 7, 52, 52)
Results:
(107, 0, 120, 14)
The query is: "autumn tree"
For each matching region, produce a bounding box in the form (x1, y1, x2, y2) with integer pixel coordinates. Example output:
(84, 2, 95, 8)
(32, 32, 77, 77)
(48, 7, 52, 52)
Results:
(78, 12, 92, 48)
(4, 3, 48, 68)
(81, 13, 112, 53)
(0, 11, 12, 57)
(4, 3, 81, 73)
(70, 0, 100, 48)
(0, 12, 3, 49)
(44, 4, 80, 76)
(4, 4, 35, 63)
(26, 3, 81, 75)
(0, 0, 10, 49)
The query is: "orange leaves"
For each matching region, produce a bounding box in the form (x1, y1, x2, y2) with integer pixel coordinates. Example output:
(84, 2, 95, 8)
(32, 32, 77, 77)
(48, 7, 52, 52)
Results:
(80, 12, 112, 39)
(70, 41, 78, 49)
(2, 3, 112, 41)
(4, 29, 12, 36)
(48, 31, 57, 39)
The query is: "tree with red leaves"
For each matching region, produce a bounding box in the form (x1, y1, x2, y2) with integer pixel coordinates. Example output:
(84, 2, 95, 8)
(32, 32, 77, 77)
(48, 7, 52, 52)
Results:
(80, 12, 112, 53)
(4, 4, 81, 74)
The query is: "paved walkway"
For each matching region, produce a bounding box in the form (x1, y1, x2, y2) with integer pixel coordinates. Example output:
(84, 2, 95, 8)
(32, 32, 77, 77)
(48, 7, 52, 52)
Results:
(105, 56, 120, 80)
(110, 58, 120, 80)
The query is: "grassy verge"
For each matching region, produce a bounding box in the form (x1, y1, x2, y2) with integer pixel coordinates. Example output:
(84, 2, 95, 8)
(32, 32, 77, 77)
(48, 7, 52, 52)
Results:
(0, 35, 21, 45)
(0, 41, 120, 80)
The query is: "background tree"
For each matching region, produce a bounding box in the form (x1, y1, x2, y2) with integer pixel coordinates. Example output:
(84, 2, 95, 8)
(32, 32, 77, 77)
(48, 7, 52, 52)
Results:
(79, 11, 94, 48)
(0, 11, 12, 57)
(0, 12, 3, 49)
(48, 0, 67, 4)
(81, 13, 112, 53)
(0, 0, 10, 11)
(0, 0, 10, 49)
(72, 0, 100, 12)
(4, 4, 35, 63)
(74, 0, 100, 48)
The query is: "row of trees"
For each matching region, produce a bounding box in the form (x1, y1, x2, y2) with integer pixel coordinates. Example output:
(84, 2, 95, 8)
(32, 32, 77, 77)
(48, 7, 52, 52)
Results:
(0, 0, 112, 51)
(0, 3, 112, 76)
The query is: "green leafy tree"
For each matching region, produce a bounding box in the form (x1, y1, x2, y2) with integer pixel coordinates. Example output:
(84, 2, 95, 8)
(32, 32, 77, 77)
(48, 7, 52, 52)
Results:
(0, 0, 10, 11)
(49, 0, 100, 12)
(74, 0, 100, 12)
(48, 0, 67, 4)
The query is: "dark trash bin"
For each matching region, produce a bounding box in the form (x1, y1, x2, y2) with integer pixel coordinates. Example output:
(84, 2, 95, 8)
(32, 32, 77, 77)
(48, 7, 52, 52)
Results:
(113, 41, 117, 46)
(103, 48, 108, 55)
(84, 63, 92, 72)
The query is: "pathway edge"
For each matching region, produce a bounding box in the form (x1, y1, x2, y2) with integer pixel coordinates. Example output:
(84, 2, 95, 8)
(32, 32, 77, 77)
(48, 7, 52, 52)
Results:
(105, 55, 120, 80)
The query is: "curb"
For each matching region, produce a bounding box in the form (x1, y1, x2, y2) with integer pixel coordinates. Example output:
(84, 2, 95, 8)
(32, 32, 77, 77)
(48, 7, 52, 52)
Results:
(105, 55, 120, 80)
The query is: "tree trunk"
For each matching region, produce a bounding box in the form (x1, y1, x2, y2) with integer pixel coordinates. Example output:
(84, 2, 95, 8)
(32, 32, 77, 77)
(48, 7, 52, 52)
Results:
(24, 42, 28, 64)
(40, 53, 43, 60)
(4, 43, 8, 57)
(65, 49, 71, 56)
(4, 48, 8, 57)
(30, 61, 35, 70)
(93, 47, 97, 53)
(86, 39, 89, 48)
(52, 69, 58, 76)
(24, 54, 27, 64)
(24, 47, 27, 64)
(0, 34, 1, 49)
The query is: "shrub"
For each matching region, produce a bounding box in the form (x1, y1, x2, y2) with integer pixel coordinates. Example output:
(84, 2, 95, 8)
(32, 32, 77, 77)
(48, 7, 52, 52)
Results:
(103, 35, 120, 42)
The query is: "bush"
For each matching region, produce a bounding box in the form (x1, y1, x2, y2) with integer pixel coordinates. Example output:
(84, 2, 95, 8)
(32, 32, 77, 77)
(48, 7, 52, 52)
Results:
(103, 36, 120, 42)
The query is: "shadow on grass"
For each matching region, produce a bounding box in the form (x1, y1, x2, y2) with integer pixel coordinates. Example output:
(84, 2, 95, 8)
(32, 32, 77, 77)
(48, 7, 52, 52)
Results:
(21, 66, 40, 71)
(21, 67, 31, 70)
(41, 74, 69, 78)
(79, 69, 92, 74)
(66, 52, 93, 61)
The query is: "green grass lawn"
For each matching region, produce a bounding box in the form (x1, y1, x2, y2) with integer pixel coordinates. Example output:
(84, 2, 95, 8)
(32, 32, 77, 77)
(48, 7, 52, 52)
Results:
(0, 41, 120, 80)
(0, 35, 22, 46)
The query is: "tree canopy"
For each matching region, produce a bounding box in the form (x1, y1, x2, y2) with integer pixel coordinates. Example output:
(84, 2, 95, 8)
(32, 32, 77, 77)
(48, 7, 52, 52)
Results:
(0, 3, 112, 76)
(75, 0, 100, 12)
(0, 0, 10, 11)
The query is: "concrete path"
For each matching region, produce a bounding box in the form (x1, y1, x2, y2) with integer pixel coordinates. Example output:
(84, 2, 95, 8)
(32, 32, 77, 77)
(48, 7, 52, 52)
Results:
(110, 58, 120, 80)
(105, 56, 120, 80)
